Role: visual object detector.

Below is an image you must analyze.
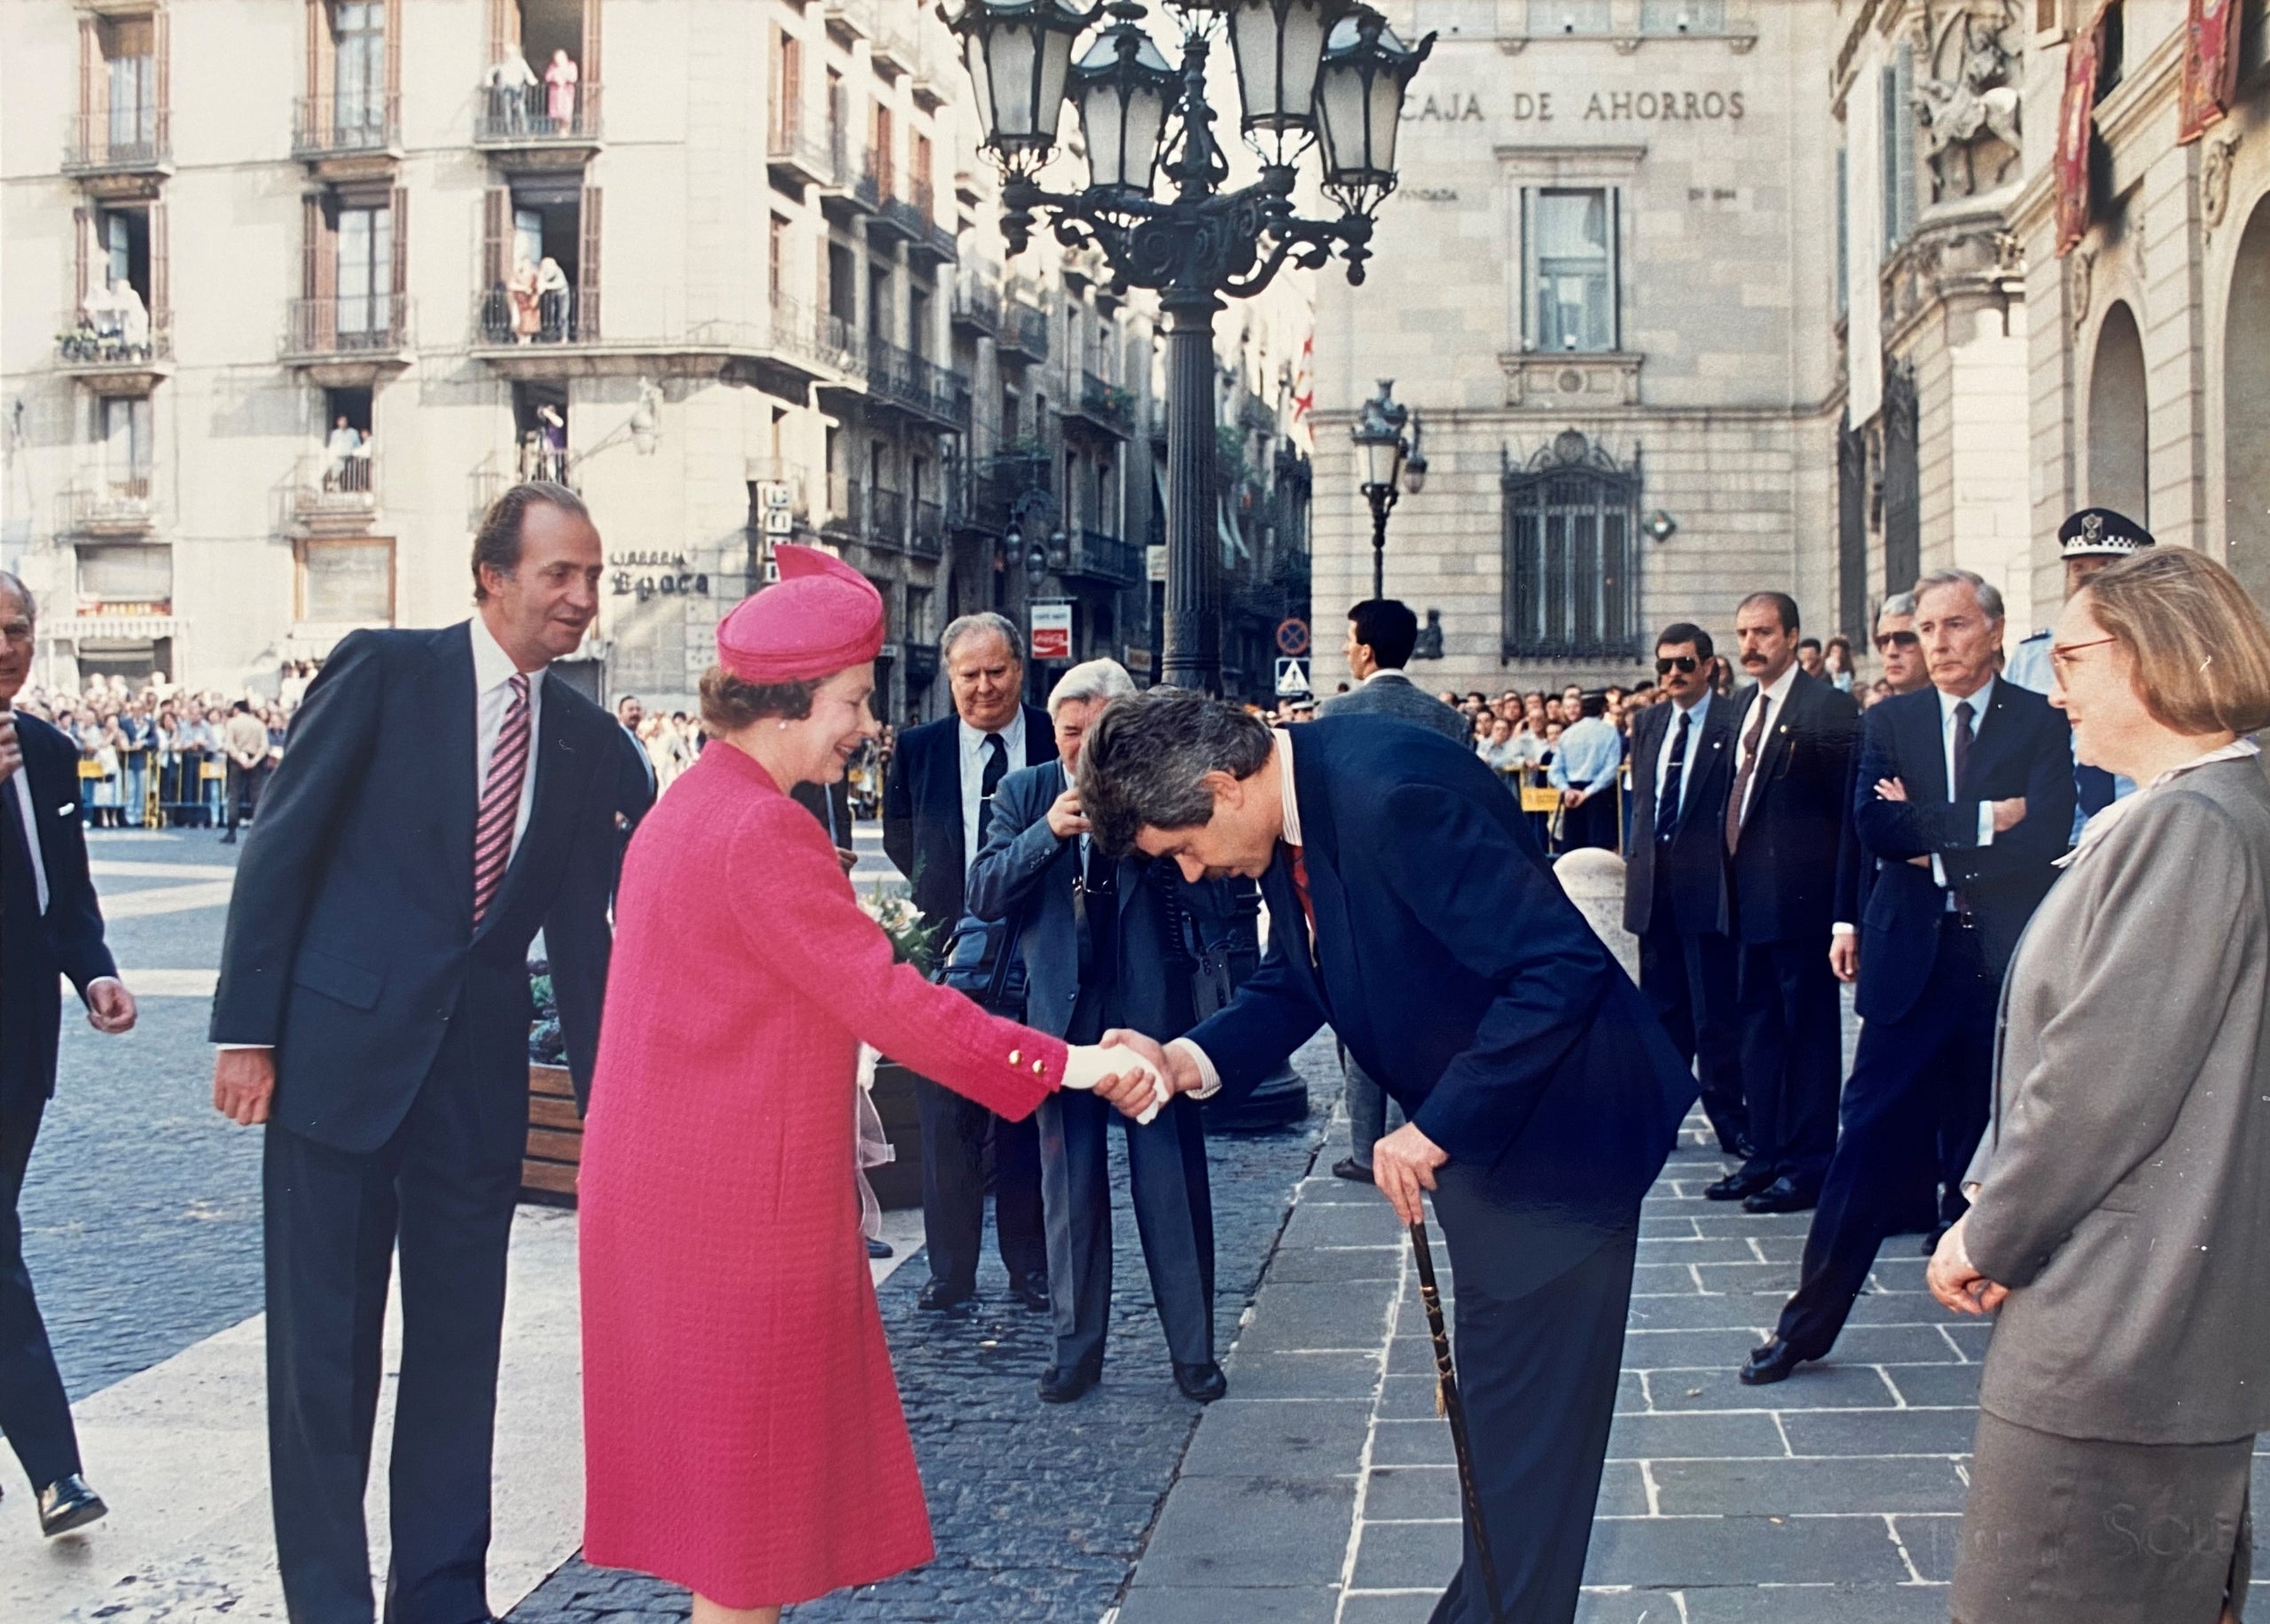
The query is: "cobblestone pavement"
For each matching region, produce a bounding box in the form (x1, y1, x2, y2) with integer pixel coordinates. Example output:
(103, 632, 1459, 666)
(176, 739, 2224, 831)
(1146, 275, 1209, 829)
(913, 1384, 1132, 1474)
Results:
(507, 1035, 1338, 1624)
(27, 831, 262, 1401)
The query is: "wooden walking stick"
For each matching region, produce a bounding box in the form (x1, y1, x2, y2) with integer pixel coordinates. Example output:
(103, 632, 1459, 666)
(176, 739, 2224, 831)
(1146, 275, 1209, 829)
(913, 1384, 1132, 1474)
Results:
(1408, 1215, 1507, 1624)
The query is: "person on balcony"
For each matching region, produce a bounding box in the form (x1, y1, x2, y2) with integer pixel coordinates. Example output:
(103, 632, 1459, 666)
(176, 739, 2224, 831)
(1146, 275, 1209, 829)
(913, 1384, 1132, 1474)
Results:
(544, 49, 580, 130)
(114, 278, 150, 355)
(323, 417, 363, 494)
(509, 255, 543, 342)
(485, 51, 537, 131)
(536, 257, 572, 342)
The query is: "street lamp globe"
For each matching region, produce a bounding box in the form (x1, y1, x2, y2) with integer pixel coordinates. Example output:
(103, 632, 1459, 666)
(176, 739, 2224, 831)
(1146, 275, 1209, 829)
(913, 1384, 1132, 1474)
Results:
(1224, 0, 1341, 162)
(1401, 413, 1428, 494)
(1350, 378, 1409, 491)
(1312, 8, 1434, 214)
(1069, 6, 1179, 197)
(953, 0, 1099, 173)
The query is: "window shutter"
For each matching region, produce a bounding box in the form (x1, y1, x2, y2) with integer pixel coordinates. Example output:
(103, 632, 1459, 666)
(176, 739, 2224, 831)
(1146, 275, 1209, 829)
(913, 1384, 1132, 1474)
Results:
(1609, 187, 1622, 350)
(489, 0, 517, 62)
(481, 185, 508, 292)
(74, 207, 91, 306)
(1893, 43, 1917, 238)
(308, 0, 333, 102)
(389, 185, 408, 329)
(385, 0, 403, 99)
(150, 199, 169, 318)
(579, 185, 602, 340)
(582, 0, 603, 91)
(155, 10, 170, 119)
(301, 194, 323, 300)
(79, 17, 98, 125)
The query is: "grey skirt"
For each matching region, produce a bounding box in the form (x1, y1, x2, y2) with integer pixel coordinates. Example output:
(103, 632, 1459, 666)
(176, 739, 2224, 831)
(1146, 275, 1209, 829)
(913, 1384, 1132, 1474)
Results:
(1951, 1409, 2253, 1624)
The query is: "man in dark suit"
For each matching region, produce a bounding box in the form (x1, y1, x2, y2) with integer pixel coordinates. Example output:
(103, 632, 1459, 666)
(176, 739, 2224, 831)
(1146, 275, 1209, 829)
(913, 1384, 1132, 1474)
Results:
(1315, 599, 1467, 1182)
(208, 484, 644, 1624)
(1742, 570, 2073, 1384)
(1828, 593, 1926, 988)
(1710, 591, 1859, 1214)
(967, 660, 1231, 1404)
(1624, 622, 1746, 1156)
(0, 573, 137, 1539)
(881, 612, 1055, 1314)
(1080, 697, 1696, 1624)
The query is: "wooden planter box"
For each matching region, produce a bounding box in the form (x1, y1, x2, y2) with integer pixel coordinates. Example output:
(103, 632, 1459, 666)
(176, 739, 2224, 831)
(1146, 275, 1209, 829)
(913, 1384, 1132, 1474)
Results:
(519, 1060, 928, 1212)
(522, 1062, 583, 1206)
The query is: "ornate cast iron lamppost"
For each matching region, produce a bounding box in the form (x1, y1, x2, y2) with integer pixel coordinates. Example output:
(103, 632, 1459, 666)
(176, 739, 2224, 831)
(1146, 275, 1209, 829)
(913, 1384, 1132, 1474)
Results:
(954, 0, 1432, 691)
(1350, 377, 1424, 598)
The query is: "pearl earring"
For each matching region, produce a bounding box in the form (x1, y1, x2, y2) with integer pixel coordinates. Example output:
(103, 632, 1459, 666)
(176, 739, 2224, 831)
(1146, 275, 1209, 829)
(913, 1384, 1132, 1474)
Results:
(778, 722, 789, 730)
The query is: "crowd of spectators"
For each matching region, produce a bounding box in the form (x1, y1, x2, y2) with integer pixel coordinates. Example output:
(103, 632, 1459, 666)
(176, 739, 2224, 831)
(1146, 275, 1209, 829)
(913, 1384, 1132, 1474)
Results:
(8, 669, 300, 832)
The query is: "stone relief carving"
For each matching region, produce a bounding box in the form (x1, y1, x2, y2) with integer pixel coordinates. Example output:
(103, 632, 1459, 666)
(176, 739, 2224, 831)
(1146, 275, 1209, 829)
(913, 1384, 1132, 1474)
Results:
(1914, 1, 2023, 202)
(2070, 246, 2094, 331)
(2203, 129, 2243, 230)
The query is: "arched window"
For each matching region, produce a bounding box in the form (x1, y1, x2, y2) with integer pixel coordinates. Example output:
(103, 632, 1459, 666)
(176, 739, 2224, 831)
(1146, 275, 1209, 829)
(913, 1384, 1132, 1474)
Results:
(1501, 428, 1641, 660)
(2086, 301, 2149, 523)
(2224, 196, 2270, 603)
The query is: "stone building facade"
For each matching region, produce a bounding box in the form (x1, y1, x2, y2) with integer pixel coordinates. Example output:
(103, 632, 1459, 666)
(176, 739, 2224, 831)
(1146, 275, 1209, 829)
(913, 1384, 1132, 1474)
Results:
(4, 0, 1314, 719)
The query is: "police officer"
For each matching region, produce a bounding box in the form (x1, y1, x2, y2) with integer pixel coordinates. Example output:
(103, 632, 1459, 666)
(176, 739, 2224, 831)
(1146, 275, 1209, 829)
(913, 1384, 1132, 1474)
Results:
(2004, 507, 2155, 835)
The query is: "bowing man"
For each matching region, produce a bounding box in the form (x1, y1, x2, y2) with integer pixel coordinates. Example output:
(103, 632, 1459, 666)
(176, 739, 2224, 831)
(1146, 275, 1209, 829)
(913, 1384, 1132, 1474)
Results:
(1078, 694, 1696, 1624)
(967, 660, 1229, 1406)
(208, 484, 647, 1624)
(1741, 569, 2072, 1386)
(0, 572, 137, 1539)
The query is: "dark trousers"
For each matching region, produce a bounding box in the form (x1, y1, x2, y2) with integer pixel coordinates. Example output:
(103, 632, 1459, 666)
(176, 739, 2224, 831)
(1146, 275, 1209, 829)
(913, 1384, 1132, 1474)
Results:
(1774, 919, 1997, 1360)
(1426, 1169, 1639, 1624)
(914, 1076, 1047, 1295)
(1734, 937, 1844, 1194)
(1556, 791, 1620, 855)
(1638, 915, 1747, 1155)
(265, 1023, 523, 1624)
(1343, 1051, 1402, 1170)
(0, 1096, 82, 1493)
(226, 760, 268, 833)
(1036, 1089, 1214, 1373)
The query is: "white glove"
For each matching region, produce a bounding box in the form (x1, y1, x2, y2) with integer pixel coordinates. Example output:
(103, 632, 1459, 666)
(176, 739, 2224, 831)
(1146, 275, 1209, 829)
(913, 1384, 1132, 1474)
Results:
(1061, 1044, 1170, 1126)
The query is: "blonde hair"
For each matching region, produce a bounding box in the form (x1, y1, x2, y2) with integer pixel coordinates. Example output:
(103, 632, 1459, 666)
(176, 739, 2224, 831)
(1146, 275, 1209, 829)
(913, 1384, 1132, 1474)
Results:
(2080, 548, 2270, 737)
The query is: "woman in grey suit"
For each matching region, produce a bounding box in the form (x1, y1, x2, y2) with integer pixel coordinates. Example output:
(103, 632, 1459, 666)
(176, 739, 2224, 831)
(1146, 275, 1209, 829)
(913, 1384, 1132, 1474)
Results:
(1930, 546, 2270, 1624)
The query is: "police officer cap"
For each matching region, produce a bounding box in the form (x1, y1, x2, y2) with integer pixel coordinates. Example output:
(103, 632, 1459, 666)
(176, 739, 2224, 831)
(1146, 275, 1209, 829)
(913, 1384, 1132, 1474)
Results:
(2058, 507, 2156, 560)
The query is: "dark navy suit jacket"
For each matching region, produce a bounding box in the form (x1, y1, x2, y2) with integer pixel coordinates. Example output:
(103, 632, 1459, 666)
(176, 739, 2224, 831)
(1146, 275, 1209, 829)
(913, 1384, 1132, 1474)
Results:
(1623, 695, 1737, 938)
(208, 623, 638, 1147)
(1186, 718, 1696, 1277)
(882, 703, 1056, 929)
(967, 759, 1239, 1041)
(1851, 682, 2074, 1026)
(0, 713, 119, 1110)
(1726, 669, 1859, 945)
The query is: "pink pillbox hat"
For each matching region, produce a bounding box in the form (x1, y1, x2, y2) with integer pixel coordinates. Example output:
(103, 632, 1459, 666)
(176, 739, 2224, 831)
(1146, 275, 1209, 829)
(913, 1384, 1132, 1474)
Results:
(715, 544, 886, 683)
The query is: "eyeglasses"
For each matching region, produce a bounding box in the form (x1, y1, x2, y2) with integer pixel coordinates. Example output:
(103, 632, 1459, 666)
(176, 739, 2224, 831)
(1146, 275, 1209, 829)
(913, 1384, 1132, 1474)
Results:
(1655, 655, 1698, 675)
(1874, 630, 1920, 652)
(2048, 636, 2117, 676)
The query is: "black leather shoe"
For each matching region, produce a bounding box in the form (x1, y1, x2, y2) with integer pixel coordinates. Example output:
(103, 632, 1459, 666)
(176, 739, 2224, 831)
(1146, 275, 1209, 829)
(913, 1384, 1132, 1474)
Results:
(38, 1475, 106, 1537)
(1329, 1157, 1374, 1184)
(1703, 1168, 1773, 1202)
(1737, 1340, 1810, 1387)
(1037, 1360, 1101, 1403)
(1014, 1271, 1052, 1313)
(918, 1278, 974, 1314)
(865, 1237, 894, 1260)
(1173, 1362, 1228, 1403)
(1742, 1178, 1818, 1215)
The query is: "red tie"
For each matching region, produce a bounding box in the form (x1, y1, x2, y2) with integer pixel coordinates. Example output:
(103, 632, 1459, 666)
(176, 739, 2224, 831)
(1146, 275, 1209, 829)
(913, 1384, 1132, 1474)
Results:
(472, 674, 530, 924)
(1288, 845, 1316, 944)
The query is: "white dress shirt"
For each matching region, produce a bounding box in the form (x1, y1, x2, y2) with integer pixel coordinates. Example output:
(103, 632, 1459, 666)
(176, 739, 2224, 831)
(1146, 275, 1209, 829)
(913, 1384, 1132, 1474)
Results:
(1930, 675, 1998, 894)
(3, 714, 51, 915)
(1653, 691, 1712, 822)
(1734, 660, 1801, 827)
(471, 613, 547, 867)
(958, 707, 1027, 871)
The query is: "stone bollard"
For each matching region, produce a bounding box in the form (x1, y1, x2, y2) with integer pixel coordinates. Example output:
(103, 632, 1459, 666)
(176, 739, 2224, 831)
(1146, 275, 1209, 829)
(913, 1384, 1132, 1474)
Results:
(1552, 847, 1640, 980)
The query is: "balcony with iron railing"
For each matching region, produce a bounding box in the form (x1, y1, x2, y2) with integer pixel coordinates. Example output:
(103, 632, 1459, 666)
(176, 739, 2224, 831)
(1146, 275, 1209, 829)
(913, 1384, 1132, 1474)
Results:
(473, 81, 602, 153)
(292, 92, 402, 163)
(1065, 527, 1143, 586)
(870, 485, 907, 547)
(1066, 371, 1135, 439)
(58, 477, 155, 535)
(475, 284, 591, 347)
(910, 498, 944, 559)
(824, 0, 876, 43)
(869, 189, 924, 246)
(951, 269, 1000, 336)
(818, 134, 879, 220)
(63, 108, 172, 180)
(871, 14, 919, 76)
(288, 448, 380, 531)
(822, 473, 866, 539)
(281, 296, 412, 378)
(997, 299, 1049, 364)
(906, 179, 958, 265)
(57, 305, 174, 393)
(865, 336, 966, 428)
(767, 117, 834, 191)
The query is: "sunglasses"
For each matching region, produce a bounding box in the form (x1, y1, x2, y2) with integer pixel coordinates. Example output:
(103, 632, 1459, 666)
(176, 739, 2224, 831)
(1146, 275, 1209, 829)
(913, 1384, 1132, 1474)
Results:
(1655, 656, 1699, 675)
(1875, 630, 1921, 651)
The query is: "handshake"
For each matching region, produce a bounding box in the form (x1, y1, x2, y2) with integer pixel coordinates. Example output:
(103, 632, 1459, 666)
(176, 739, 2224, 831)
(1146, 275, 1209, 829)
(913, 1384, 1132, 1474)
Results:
(1057, 1030, 1208, 1126)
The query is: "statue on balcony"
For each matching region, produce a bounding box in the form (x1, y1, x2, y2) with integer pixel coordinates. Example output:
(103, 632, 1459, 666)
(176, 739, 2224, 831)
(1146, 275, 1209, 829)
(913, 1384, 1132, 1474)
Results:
(1914, 4, 2023, 203)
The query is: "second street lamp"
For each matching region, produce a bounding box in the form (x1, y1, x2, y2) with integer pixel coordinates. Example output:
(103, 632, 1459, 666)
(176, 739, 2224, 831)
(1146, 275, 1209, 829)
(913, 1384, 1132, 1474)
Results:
(953, 0, 1433, 693)
(1351, 377, 1421, 599)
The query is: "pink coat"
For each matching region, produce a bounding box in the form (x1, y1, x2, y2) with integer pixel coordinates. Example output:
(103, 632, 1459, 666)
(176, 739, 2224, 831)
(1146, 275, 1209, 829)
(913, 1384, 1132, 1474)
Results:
(578, 742, 1064, 1608)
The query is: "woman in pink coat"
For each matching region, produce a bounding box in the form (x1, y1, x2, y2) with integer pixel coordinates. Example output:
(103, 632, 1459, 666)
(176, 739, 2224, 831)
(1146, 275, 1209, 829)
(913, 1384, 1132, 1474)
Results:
(578, 546, 1162, 1624)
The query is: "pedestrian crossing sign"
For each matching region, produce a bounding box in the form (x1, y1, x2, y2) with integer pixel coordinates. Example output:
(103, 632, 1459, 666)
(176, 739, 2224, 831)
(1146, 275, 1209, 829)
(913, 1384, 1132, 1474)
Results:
(1275, 656, 1311, 697)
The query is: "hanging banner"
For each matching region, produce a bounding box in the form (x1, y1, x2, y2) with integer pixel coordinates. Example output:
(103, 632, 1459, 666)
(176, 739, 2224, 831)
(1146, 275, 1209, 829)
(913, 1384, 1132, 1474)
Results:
(2055, 7, 2104, 257)
(2179, 0, 2243, 144)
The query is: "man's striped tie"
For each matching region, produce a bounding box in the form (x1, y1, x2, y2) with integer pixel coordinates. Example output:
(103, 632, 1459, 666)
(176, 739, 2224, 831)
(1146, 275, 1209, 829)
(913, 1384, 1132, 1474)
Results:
(472, 673, 530, 925)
